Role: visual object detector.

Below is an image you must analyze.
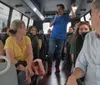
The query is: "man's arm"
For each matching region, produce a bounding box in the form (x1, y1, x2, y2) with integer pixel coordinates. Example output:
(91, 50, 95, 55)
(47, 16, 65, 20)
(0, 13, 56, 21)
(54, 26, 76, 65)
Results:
(71, 67, 85, 79)
(70, 4, 78, 19)
(67, 34, 89, 85)
(49, 14, 58, 27)
(66, 67, 85, 85)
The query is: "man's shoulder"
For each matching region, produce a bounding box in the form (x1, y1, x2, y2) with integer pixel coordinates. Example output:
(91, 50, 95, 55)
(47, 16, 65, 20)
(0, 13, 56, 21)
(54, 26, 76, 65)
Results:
(63, 15, 71, 21)
(85, 31, 96, 40)
(86, 31, 95, 36)
(63, 15, 70, 17)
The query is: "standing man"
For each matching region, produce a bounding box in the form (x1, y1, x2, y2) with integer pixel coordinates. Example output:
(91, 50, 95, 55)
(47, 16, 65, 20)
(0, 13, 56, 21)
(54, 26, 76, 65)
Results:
(47, 4, 76, 74)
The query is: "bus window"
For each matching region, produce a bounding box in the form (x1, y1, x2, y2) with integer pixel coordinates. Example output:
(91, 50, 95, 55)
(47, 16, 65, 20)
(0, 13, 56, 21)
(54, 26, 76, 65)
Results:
(22, 15, 28, 27)
(43, 22, 53, 34)
(80, 17, 85, 21)
(85, 13, 91, 25)
(28, 19, 34, 27)
(0, 3, 10, 32)
(43, 22, 71, 34)
(11, 9, 21, 23)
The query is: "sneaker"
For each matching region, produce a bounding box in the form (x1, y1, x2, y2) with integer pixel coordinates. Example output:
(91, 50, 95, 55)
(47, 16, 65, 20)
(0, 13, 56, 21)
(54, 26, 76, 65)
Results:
(47, 67, 52, 74)
(55, 67, 60, 73)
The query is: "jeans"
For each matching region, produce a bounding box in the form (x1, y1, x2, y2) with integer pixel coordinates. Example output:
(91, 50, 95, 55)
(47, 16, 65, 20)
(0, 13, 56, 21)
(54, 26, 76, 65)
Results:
(48, 38, 65, 68)
(18, 72, 28, 85)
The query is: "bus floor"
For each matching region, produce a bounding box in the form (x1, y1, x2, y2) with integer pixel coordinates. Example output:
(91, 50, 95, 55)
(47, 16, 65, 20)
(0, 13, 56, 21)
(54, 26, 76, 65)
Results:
(37, 61, 69, 85)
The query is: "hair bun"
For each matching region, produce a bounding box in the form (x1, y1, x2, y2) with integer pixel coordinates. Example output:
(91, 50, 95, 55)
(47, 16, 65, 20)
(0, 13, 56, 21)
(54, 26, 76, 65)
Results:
(9, 29, 17, 34)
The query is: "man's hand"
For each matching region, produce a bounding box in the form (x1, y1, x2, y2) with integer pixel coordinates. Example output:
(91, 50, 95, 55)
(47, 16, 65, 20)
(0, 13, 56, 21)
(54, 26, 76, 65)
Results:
(71, 3, 77, 18)
(50, 12, 59, 27)
(54, 13, 59, 19)
(71, 3, 78, 13)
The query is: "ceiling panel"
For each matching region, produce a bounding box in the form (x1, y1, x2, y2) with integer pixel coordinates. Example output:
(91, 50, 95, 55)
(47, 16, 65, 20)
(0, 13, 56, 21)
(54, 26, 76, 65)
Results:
(41, 0, 71, 12)
(0, 0, 93, 20)
(1, 0, 39, 20)
(76, 0, 92, 17)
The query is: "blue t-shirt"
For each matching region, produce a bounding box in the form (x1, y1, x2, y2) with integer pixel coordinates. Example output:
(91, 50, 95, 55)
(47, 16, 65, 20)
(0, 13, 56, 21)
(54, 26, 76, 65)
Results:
(50, 15, 71, 39)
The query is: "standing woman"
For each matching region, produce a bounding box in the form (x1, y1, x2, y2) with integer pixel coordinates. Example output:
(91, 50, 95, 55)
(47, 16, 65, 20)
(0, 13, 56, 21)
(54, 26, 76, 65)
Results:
(4, 20, 34, 85)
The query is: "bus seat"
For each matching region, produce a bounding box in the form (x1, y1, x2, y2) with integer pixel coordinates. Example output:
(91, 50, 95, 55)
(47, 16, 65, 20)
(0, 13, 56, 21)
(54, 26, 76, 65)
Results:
(0, 56, 18, 85)
(0, 33, 9, 44)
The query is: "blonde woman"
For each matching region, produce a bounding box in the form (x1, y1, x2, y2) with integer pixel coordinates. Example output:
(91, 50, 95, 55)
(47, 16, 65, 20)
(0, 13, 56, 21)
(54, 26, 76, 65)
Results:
(4, 20, 34, 85)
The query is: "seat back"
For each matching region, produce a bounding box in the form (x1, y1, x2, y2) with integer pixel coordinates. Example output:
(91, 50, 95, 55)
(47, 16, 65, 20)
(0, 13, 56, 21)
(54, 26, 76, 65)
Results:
(0, 56, 18, 85)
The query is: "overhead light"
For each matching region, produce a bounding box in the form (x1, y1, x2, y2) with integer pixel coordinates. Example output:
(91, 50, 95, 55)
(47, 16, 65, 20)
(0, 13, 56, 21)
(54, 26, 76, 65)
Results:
(23, 0, 45, 20)
(33, 8, 37, 12)
(41, 16, 45, 20)
(40, 16, 43, 19)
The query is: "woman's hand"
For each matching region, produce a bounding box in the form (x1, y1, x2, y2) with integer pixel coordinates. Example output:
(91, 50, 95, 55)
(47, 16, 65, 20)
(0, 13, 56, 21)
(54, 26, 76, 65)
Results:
(16, 64, 26, 72)
(26, 65, 34, 77)
(25, 65, 34, 85)
(25, 74, 31, 85)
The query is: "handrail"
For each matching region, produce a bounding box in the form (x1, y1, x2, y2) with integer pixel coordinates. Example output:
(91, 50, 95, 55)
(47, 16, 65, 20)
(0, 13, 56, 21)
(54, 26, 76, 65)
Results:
(0, 56, 11, 75)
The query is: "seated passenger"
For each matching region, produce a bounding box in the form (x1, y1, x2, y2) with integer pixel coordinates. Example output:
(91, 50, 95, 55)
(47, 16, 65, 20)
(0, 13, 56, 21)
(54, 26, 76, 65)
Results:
(0, 27, 9, 44)
(4, 20, 45, 85)
(70, 21, 92, 65)
(27, 26, 39, 59)
(0, 40, 5, 62)
(37, 30, 46, 62)
(63, 26, 74, 72)
(64, 26, 74, 55)
(45, 29, 52, 56)
(0, 40, 4, 55)
(27, 26, 45, 75)
(67, 0, 100, 85)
